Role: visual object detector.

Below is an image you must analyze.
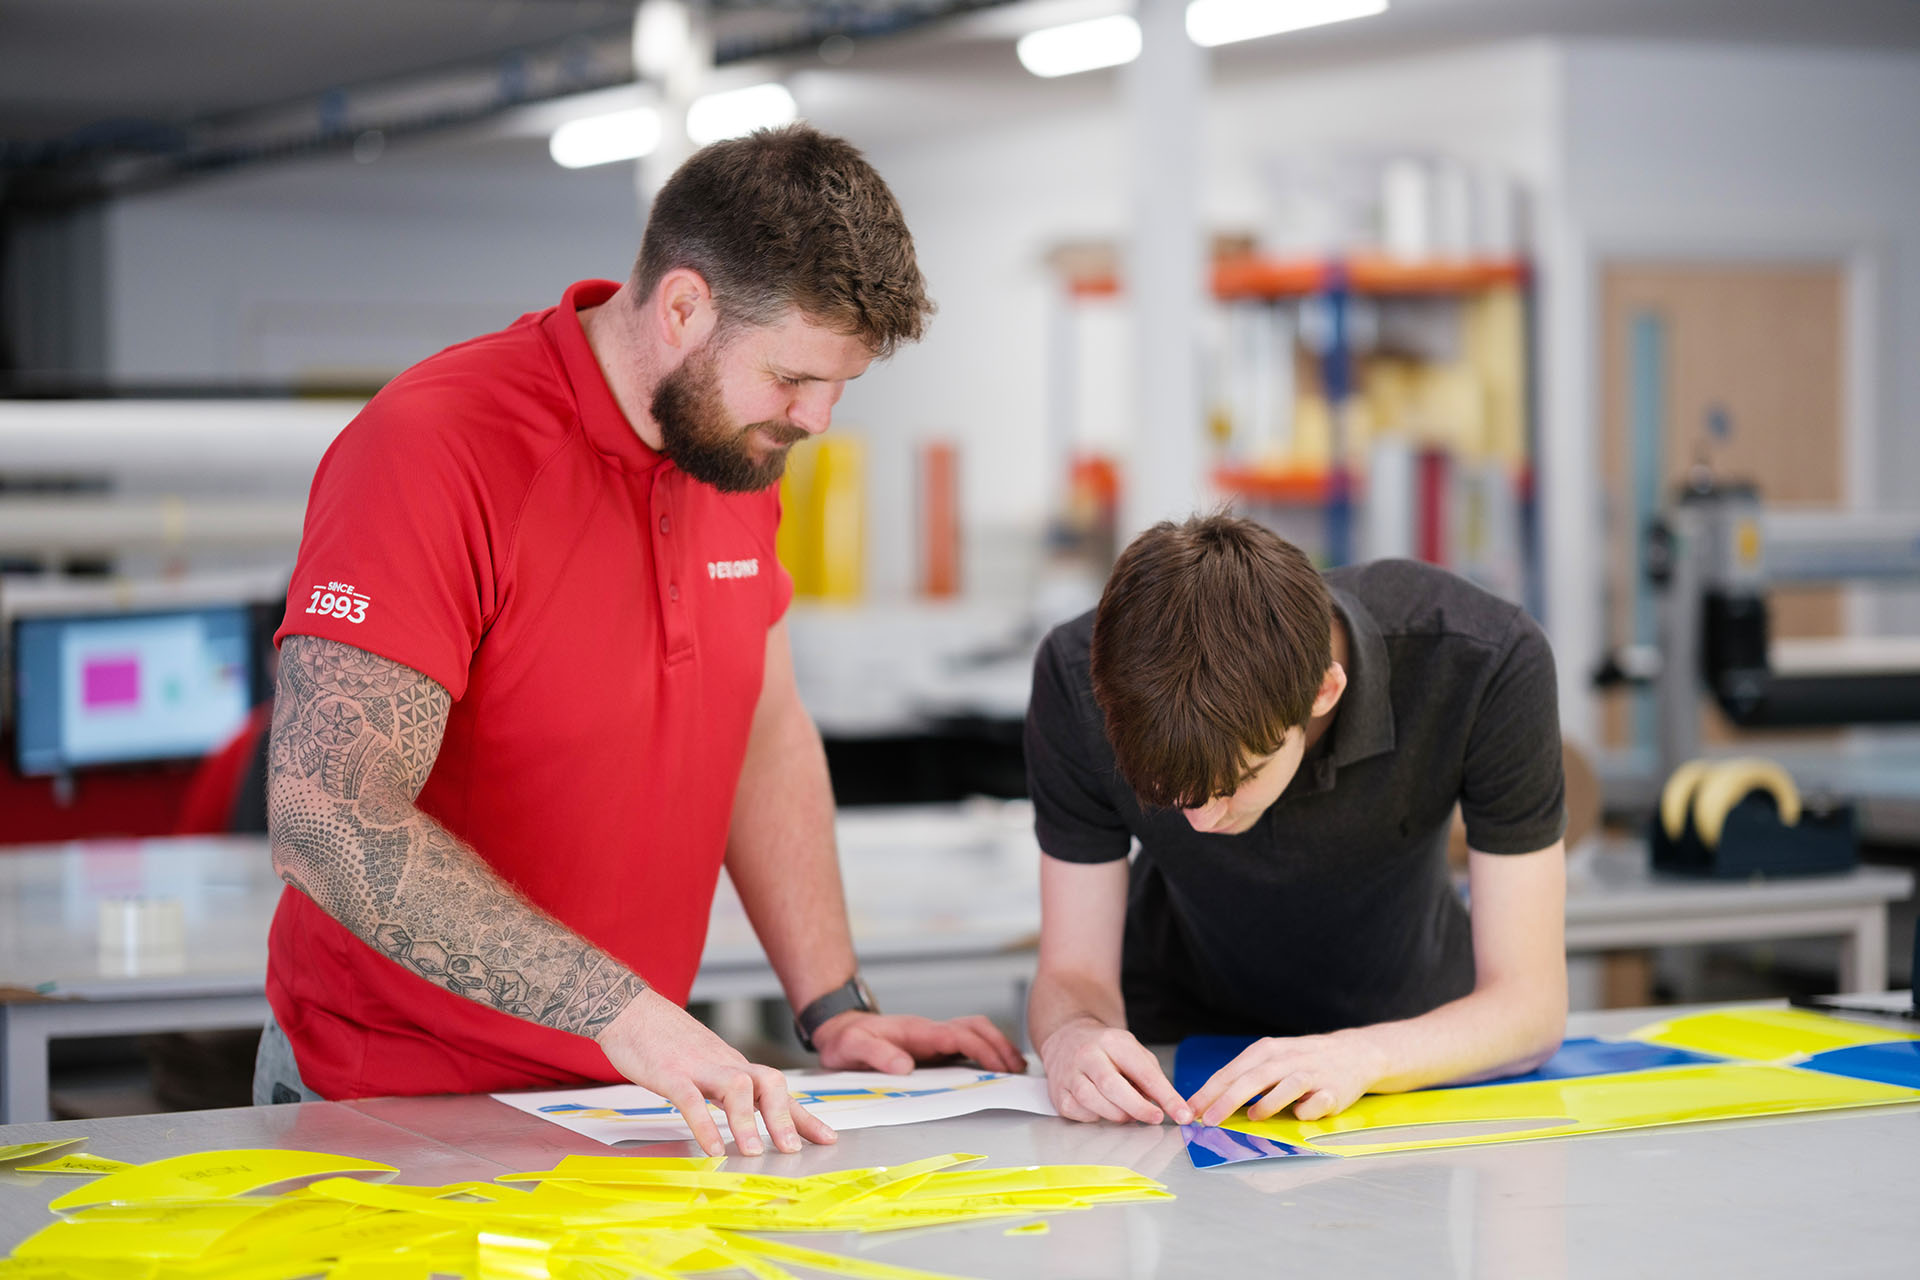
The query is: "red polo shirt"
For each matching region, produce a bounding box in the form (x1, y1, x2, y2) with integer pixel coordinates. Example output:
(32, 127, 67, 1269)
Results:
(269, 279, 792, 1098)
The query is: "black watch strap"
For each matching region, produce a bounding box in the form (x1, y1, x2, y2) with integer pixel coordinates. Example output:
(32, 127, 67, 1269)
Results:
(794, 975, 878, 1051)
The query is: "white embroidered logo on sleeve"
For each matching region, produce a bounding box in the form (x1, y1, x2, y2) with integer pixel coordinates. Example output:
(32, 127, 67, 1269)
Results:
(304, 582, 372, 624)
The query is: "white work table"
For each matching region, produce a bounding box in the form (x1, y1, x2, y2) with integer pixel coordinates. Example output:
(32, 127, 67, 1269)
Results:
(1, 1004, 1916, 1278)
(2, 814, 1912, 1124)
(1564, 836, 1912, 992)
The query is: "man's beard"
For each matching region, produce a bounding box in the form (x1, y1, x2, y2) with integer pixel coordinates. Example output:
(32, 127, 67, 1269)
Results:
(650, 344, 810, 493)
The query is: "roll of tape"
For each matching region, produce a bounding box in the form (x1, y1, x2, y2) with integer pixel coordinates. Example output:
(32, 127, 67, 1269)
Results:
(1692, 757, 1801, 850)
(1660, 759, 1716, 842)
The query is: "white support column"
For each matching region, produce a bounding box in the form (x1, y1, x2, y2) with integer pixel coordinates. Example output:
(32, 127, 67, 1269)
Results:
(633, 0, 712, 215)
(1120, 0, 1209, 543)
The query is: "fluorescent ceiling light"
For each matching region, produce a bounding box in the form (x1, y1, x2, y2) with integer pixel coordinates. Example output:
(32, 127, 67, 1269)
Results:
(1186, 0, 1388, 48)
(686, 83, 799, 146)
(1017, 14, 1143, 78)
(549, 107, 662, 169)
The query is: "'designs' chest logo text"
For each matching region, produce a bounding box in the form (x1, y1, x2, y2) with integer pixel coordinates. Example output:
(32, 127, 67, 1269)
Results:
(305, 581, 371, 624)
(707, 558, 759, 581)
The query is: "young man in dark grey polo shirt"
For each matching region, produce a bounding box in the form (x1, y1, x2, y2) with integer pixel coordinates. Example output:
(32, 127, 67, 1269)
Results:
(1024, 514, 1567, 1128)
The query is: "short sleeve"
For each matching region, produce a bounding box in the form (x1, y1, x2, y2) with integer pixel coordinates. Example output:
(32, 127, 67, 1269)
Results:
(276, 406, 497, 700)
(764, 487, 794, 626)
(1024, 622, 1132, 864)
(1458, 613, 1567, 855)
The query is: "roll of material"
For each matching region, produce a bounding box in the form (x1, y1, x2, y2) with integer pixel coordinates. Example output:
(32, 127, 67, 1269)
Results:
(1659, 759, 1716, 843)
(1660, 757, 1803, 849)
(1693, 757, 1801, 849)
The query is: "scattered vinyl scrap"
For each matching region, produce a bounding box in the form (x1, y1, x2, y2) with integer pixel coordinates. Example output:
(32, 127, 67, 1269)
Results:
(1, 1147, 1172, 1279)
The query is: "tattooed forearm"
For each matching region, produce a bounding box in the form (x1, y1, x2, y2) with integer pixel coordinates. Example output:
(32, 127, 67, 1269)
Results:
(267, 635, 646, 1038)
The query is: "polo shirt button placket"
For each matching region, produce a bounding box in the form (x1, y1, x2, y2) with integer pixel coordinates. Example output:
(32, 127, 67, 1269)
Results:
(651, 475, 695, 664)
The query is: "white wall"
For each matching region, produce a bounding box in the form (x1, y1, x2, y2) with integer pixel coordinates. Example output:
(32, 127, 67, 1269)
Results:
(106, 153, 640, 381)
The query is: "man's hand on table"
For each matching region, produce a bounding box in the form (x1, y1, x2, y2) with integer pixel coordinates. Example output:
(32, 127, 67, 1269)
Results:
(595, 988, 836, 1158)
(1038, 1016, 1194, 1126)
(811, 1011, 1025, 1075)
(1187, 1028, 1389, 1125)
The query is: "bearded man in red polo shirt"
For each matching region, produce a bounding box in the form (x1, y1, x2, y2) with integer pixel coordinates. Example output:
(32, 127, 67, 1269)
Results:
(259, 124, 1022, 1157)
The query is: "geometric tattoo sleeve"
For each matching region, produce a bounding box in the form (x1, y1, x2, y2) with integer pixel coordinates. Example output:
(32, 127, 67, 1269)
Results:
(267, 635, 646, 1038)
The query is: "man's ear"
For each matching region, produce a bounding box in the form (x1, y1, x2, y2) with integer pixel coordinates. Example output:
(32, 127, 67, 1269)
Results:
(651, 267, 718, 352)
(1312, 662, 1348, 718)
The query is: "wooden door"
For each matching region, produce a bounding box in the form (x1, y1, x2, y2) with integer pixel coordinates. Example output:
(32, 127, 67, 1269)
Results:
(1598, 261, 1847, 750)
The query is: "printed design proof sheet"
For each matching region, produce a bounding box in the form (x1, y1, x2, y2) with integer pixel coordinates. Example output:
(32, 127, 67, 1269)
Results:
(495, 1067, 1057, 1146)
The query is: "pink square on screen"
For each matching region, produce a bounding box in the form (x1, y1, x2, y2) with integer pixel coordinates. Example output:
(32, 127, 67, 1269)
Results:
(82, 656, 141, 708)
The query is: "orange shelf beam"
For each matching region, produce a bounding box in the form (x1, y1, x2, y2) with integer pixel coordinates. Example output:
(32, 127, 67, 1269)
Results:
(1211, 464, 1361, 503)
(1064, 256, 1528, 301)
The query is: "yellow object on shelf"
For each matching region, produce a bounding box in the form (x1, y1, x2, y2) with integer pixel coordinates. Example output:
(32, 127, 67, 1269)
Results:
(1464, 284, 1527, 465)
(777, 435, 866, 601)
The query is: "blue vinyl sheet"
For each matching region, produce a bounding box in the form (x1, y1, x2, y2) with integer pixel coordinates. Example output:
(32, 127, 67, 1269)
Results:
(1179, 1123, 1323, 1168)
(1800, 1040, 1920, 1090)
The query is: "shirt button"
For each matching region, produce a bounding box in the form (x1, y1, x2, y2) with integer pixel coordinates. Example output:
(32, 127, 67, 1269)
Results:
(659, 515, 671, 535)
(668, 583, 680, 602)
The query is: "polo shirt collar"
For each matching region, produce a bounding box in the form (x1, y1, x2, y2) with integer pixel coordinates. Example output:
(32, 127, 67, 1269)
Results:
(1327, 586, 1395, 769)
(544, 279, 663, 474)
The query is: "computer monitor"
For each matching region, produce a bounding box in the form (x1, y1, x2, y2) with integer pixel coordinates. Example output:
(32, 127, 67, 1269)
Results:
(11, 604, 256, 776)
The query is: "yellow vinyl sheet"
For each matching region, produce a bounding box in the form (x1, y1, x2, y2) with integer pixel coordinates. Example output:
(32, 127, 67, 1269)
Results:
(4, 1148, 1173, 1280)
(495, 1155, 727, 1182)
(1631, 1007, 1918, 1061)
(47, 1147, 396, 1211)
(12, 1154, 133, 1176)
(1222, 1061, 1918, 1156)
(0, 1140, 85, 1167)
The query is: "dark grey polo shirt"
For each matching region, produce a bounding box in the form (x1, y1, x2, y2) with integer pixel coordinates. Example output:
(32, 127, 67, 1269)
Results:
(1025, 558, 1565, 1042)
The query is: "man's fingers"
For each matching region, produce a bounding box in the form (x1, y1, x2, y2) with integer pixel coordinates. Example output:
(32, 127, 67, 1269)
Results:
(666, 1084, 726, 1158)
(750, 1067, 803, 1155)
(953, 1016, 1024, 1072)
(1110, 1039, 1194, 1125)
(1291, 1087, 1342, 1121)
(1069, 1077, 1129, 1124)
(1199, 1069, 1284, 1127)
(1189, 1047, 1273, 1121)
(787, 1096, 838, 1146)
(1245, 1073, 1313, 1123)
(946, 1024, 1015, 1074)
(716, 1071, 764, 1156)
(848, 1029, 915, 1074)
(1185, 1061, 1241, 1120)
(1088, 1062, 1164, 1125)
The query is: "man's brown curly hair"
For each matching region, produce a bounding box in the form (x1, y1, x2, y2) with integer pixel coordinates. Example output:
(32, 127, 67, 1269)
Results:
(633, 124, 932, 357)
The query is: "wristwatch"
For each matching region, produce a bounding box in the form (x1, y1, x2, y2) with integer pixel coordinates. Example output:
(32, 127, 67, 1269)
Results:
(793, 974, 879, 1052)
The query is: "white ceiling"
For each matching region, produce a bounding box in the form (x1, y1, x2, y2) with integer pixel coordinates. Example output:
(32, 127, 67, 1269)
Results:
(5, 0, 1920, 150)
